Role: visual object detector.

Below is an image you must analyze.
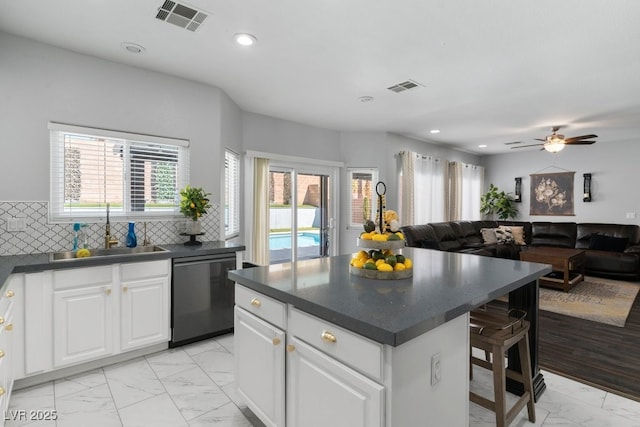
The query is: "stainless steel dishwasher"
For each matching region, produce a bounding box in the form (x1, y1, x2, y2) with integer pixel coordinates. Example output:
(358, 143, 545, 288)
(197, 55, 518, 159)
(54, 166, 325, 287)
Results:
(170, 253, 237, 347)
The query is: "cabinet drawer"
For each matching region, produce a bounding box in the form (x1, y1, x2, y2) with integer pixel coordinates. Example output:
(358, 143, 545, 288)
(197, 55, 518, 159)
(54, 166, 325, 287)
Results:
(121, 260, 169, 281)
(53, 266, 113, 290)
(289, 308, 383, 381)
(235, 285, 286, 329)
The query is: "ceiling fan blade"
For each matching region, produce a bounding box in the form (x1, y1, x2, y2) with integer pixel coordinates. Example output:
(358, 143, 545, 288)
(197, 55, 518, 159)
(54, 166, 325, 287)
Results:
(564, 134, 598, 143)
(511, 143, 544, 149)
(534, 138, 547, 142)
(565, 141, 596, 145)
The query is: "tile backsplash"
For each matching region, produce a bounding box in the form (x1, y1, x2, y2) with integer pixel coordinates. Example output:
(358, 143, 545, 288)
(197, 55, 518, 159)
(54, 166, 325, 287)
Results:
(0, 201, 221, 256)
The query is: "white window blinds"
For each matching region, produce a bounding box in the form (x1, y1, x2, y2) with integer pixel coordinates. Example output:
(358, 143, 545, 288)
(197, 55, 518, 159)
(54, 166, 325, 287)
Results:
(225, 149, 240, 237)
(49, 122, 189, 222)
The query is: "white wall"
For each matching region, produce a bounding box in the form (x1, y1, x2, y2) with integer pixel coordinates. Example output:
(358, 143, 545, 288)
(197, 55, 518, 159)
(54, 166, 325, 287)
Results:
(339, 132, 482, 254)
(481, 141, 640, 224)
(0, 32, 224, 202)
(242, 112, 341, 162)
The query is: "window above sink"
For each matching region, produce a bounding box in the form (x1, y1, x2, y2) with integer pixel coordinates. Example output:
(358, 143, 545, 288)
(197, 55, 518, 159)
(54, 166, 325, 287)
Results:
(49, 122, 190, 223)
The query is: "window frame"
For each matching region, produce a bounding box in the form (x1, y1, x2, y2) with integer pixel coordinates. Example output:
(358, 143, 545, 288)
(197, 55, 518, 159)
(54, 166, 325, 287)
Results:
(347, 167, 378, 229)
(49, 122, 190, 223)
(224, 148, 240, 238)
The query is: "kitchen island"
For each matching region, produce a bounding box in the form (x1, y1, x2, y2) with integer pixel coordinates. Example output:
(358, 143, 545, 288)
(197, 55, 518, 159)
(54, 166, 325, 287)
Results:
(229, 248, 551, 426)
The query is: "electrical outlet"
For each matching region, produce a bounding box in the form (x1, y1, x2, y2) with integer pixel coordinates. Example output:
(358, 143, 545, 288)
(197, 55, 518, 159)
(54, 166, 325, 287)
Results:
(431, 352, 441, 386)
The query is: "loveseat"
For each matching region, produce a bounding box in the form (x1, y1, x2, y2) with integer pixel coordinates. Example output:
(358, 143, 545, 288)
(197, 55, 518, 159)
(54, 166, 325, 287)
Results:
(400, 221, 640, 281)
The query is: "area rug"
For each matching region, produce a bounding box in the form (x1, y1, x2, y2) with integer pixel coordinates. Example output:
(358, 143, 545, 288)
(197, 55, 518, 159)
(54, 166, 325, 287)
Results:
(539, 277, 640, 327)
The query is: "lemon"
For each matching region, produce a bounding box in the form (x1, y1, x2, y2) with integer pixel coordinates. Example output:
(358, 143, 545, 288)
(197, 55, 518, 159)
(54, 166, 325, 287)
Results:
(395, 232, 405, 240)
(394, 263, 406, 271)
(372, 234, 388, 242)
(404, 258, 413, 269)
(352, 259, 364, 269)
(375, 259, 386, 267)
(377, 263, 393, 272)
(76, 248, 91, 258)
(357, 250, 368, 260)
(360, 232, 373, 240)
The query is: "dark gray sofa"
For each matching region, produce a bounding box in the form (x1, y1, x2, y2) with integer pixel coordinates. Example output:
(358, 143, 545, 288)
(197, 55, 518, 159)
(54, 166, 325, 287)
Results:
(400, 221, 640, 281)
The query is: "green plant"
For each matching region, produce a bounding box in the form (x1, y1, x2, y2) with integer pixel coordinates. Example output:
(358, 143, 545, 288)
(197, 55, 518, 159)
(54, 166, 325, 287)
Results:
(180, 185, 211, 221)
(480, 184, 518, 220)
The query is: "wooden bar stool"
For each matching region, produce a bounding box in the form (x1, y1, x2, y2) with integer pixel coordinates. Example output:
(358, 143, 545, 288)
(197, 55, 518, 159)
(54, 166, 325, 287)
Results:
(469, 308, 536, 427)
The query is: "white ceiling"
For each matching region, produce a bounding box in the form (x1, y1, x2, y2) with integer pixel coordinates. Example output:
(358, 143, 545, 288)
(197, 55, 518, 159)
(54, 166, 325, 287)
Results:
(1, 0, 639, 155)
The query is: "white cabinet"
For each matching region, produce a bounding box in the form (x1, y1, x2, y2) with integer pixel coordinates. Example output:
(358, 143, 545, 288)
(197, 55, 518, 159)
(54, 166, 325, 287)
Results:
(0, 285, 16, 419)
(286, 336, 384, 427)
(120, 260, 170, 351)
(15, 260, 170, 377)
(234, 286, 384, 427)
(52, 266, 115, 367)
(286, 308, 384, 427)
(234, 306, 285, 427)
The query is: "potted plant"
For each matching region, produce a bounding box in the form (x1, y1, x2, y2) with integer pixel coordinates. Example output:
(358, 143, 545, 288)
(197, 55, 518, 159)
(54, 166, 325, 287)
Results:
(180, 185, 211, 234)
(480, 184, 518, 220)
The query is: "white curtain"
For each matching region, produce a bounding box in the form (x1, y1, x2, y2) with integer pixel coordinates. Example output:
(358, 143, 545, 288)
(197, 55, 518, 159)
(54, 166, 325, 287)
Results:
(459, 162, 484, 221)
(251, 157, 270, 265)
(399, 151, 414, 226)
(400, 151, 446, 225)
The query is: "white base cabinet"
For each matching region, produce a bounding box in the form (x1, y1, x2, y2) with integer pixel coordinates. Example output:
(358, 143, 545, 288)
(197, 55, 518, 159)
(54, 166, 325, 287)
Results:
(234, 307, 285, 427)
(235, 284, 470, 427)
(14, 259, 170, 381)
(53, 282, 114, 367)
(120, 261, 170, 351)
(0, 284, 16, 421)
(287, 336, 384, 427)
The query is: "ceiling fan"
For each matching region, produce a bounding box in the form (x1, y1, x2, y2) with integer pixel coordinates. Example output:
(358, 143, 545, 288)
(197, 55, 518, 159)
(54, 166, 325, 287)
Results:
(511, 127, 598, 153)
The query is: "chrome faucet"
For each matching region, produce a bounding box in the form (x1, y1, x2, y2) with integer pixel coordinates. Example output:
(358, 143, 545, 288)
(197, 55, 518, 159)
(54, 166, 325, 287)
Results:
(142, 222, 151, 246)
(105, 203, 118, 249)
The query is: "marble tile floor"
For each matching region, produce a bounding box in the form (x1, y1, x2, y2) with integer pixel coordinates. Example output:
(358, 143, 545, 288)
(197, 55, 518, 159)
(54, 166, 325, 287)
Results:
(6, 334, 640, 427)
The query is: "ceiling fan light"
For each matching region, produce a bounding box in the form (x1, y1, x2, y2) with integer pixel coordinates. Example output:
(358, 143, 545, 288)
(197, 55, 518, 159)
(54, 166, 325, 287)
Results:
(544, 141, 565, 153)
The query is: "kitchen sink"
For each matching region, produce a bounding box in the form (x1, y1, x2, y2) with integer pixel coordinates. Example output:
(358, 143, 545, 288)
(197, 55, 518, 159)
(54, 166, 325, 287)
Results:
(50, 245, 169, 262)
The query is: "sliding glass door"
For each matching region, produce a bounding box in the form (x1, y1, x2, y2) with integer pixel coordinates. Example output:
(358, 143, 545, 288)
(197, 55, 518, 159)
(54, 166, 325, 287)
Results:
(269, 165, 334, 264)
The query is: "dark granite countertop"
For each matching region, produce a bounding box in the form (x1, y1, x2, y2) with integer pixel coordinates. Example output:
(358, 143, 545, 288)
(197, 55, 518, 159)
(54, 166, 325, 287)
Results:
(0, 241, 245, 292)
(229, 248, 551, 347)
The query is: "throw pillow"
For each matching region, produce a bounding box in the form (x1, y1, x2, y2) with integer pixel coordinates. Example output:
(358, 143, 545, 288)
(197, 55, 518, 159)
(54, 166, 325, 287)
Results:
(480, 228, 498, 245)
(499, 225, 526, 245)
(495, 227, 515, 244)
(589, 234, 628, 252)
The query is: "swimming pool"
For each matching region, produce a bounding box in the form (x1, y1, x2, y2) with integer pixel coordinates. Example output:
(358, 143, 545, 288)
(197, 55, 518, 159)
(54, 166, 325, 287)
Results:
(269, 232, 320, 250)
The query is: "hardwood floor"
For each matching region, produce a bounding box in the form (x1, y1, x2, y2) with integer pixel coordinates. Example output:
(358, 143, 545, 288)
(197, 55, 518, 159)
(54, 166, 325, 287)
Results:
(537, 283, 640, 402)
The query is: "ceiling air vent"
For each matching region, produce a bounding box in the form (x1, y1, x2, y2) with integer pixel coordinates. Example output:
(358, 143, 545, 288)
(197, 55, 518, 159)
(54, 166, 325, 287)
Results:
(504, 141, 522, 146)
(387, 79, 424, 93)
(155, 1, 208, 32)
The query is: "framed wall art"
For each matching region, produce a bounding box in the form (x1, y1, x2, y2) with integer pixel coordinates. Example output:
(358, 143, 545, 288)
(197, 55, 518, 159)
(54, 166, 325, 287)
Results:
(530, 171, 575, 216)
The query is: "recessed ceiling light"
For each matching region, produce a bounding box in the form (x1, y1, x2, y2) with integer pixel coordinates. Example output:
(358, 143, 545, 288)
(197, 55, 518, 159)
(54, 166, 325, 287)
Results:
(430, 129, 440, 134)
(234, 33, 257, 46)
(121, 42, 145, 54)
(478, 144, 487, 148)
(358, 96, 374, 103)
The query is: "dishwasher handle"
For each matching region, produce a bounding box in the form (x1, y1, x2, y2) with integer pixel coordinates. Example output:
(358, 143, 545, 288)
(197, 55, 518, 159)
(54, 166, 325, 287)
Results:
(173, 254, 236, 267)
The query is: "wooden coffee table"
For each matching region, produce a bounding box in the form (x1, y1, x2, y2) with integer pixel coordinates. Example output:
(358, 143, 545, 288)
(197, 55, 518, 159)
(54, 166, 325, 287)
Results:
(519, 246, 585, 292)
